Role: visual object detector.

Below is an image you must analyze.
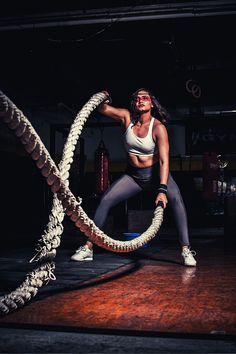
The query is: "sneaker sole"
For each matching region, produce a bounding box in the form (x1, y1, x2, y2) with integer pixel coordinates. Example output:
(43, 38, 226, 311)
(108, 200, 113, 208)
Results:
(70, 257, 93, 262)
(184, 262, 197, 267)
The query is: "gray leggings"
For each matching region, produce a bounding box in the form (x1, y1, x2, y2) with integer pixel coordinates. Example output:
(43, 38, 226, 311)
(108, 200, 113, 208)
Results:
(94, 165, 190, 246)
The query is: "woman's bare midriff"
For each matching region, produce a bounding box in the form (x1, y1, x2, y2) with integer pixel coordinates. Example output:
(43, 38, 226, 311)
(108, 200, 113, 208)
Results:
(127, 153, 159, 168)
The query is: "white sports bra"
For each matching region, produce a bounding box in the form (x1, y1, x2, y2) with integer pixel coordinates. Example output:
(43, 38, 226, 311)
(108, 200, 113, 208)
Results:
(124, 117, 157, 156)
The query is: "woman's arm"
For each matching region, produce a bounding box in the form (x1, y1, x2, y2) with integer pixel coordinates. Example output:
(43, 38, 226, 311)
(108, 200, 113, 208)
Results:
(98, 91, 130, 125)
(154, 123, 170, 208)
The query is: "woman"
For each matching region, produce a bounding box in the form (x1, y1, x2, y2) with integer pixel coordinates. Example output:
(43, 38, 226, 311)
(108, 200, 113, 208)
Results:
(71, 88, 197, 266)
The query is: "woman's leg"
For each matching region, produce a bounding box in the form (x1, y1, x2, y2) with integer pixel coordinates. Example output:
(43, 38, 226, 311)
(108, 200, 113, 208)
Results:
(93, 174, 142, 230)
(167, 174, 190, 246)
(167, 174, 197, 266)
(72, 174, 142, 257)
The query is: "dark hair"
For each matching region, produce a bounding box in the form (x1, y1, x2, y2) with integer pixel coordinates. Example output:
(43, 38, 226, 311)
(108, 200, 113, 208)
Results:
(130, 87, 170, 124)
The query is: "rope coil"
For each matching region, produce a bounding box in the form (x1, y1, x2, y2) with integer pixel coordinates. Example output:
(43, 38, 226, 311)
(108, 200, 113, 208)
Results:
(0, 90, 164, 315)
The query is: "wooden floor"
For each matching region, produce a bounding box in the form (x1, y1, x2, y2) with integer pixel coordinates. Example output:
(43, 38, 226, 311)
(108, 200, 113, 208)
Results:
(0, 229, 236, 353)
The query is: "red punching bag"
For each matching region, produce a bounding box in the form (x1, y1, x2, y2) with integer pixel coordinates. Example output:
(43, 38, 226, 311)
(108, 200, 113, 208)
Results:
(95, 139, 110, 195)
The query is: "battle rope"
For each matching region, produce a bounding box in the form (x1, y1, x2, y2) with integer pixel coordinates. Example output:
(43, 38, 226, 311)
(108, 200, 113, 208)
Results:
(0, 263, 56, 315)
(0, 90, 164, 315)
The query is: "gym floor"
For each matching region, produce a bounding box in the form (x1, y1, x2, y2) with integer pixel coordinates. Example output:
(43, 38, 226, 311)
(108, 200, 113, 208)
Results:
(0, 227, 236, 353)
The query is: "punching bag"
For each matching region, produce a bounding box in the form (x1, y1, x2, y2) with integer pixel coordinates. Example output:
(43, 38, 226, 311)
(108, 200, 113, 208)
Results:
(202, 152, 219, 201)
(95, 139, 110, 195)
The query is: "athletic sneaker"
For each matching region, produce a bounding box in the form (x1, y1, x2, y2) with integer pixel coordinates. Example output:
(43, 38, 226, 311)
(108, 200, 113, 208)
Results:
(70, 246, 93, 261)
(181, 248, 197, 267)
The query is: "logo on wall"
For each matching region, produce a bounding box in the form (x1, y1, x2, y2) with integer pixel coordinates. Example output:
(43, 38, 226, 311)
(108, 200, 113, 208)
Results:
(185, 79, 202, 99)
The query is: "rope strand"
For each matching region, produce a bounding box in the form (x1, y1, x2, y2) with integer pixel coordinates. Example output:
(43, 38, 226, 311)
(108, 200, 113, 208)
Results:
(0, 90, 164, 315)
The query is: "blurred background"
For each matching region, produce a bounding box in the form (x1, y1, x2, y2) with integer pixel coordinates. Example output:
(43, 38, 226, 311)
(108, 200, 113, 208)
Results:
(1, 0, 236, 245)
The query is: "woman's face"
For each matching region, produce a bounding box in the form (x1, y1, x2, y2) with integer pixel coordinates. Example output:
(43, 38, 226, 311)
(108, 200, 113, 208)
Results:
(134, 90, 153, 113)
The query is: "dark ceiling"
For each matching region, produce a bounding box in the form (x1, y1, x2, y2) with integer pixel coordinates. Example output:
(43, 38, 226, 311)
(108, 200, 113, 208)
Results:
(1, 1, 236, 112)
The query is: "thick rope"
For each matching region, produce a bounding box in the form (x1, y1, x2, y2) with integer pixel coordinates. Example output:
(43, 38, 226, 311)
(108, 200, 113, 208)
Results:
(0, 262, 55, 315)
(0, 90, 164, 315)
(29, 92, 105, 262)
(0, 90, 164, 252)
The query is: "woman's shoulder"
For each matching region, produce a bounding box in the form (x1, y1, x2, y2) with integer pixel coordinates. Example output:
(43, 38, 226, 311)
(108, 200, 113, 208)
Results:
(153, 118, 168, 134)
(153, 117, 165, 127)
